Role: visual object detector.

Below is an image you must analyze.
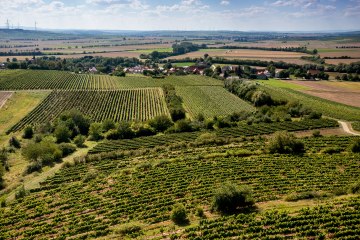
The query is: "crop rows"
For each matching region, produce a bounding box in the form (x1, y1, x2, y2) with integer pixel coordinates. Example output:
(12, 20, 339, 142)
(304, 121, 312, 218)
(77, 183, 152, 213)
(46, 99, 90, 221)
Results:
(0, 70, 121, 90)
(182, 196, 360, 239)
(9, 88, 169, 132)
(0, 136, 359, 239)
(261, 84, 360, 121)
(89, 119, 338, 154)
(176, 86, 256, 118)
(0, 70, 223, 90)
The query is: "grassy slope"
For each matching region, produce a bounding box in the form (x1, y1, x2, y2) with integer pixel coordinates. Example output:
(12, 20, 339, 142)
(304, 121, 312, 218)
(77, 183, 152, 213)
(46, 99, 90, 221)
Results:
(0, 91, 49, 137)
(176, 86, 255, 118)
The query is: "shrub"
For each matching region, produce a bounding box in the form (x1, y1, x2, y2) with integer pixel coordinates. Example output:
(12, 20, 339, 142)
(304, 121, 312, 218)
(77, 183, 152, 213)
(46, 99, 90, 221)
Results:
(89, 123, 104, 141)
(349, 181, 360, 194)
(212, 183, 255, 214)
(172, 119, 194, 133)
(117, 121, 135, 139)
(285, 191, 321, 202)
(115, 223, 143, 238)
(321, 147, 342, 154)
(349, 138, 360, 153)
(74, 135, 86, 148)
(58, 143, 76, 157)
(171, 203, 188, 224)
(9, 136, 21, 149)
(131, 123, 155, 137)
(54, 124, 71, 143)
(15, 185, 28, 200)
(149, 115, 173, 132)
(22, 140, 62, 165)
(102, 119, 116, 132)
(25, 161, 42, 174)
(312, 130, 321, 137)
(267, 131, 305, 154)
(195, 206, 205, 218)
(23, 126, 34, 139)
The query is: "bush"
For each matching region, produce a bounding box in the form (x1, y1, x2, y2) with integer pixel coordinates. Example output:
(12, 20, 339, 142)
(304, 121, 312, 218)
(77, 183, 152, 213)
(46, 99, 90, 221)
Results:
(149, 115, 173, 132)
(267, 131, 305, 154)
(74, 135, 86, 148)
(15, 185, 28, 200)
(54, 124, 71, 143)
(131, 123, 155, 137)
(212, 183, 255, 214)
(23, 126, 34, 139)
(58, 143, 76, 157)
(171, 203, 188, 224)
(349, 138, 360, 153)
(349, 181, 360, 194)
(321, 147, 342, 154)
(9, 136, 21, 149)
(89, 123, 104, 141)
(312, 130, 321, 137)
(172, 119, 194, 133)
(115, 223, 143, 238)
(102, 119, 116, 132)
(22, 141, 62, 166)
(195, 206, 205, 218)
(25, 161, 42, 174)
(285, 191, 321, 202)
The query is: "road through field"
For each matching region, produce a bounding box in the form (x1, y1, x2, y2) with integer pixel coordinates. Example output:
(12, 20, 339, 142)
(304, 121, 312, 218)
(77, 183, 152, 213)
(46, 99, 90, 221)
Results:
(338, 121, 360, 136)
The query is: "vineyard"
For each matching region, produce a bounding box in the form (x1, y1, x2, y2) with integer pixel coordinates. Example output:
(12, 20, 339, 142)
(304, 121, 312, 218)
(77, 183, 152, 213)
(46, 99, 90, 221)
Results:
(176, 86, 256, 118)
(0, 70, 223, 90)
(182, 196, 360, 239)
(9, 88, 169, 132)
(0, 70, 121, 90)
(0, 91, 12, 109)
(0, 135, 359, 239)
(89, 119, 338, 153)
(260, 84, 360, 121)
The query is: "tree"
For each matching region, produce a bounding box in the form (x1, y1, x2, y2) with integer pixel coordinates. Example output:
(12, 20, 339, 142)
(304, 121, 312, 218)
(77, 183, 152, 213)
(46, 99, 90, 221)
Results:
(251, 91, 273, 107)
(9, 136, 21, 149)
(171, 203, 188, 224)
(312, 49, 318, 54)
(102, 119, 116, 132)
(74, 135, 86, 148)
(350, 138, 360, 153)
(148, 115, 173, 132)
(89, 123, 103, 141)
(54, 124, 71, 143)
(267, 131, 305, 154)
(0, 163, 5, 189)
(23, 126, 34, 139)
(212, 183, 255, 214)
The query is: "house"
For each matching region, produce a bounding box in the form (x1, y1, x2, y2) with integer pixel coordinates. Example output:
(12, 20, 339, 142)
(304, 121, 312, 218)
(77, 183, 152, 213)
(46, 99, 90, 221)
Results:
(307, 69, 321, 76)
(89, 67, 98, 74)
(185, 66, 206, 74)
(0, 63, 5, 69)
(125, 66, 148, 74)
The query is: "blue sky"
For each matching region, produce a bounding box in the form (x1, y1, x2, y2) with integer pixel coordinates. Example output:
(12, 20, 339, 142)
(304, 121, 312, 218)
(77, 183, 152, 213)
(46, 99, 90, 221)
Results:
(0, 0, 359, 31)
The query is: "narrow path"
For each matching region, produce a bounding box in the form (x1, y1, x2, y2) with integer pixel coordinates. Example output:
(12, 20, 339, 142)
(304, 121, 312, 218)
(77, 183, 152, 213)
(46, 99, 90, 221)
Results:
(338, 120, 360, 136)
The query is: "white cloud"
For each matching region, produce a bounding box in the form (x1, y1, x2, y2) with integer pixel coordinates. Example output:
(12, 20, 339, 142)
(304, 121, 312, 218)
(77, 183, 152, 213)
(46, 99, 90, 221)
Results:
(221, 1, 230, 6)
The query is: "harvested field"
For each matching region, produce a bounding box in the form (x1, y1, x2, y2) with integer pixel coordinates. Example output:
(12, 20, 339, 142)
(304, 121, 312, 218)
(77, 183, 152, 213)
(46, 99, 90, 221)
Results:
(0, 91, 13, 109)
(289, 80, 360, 108)
(325, 59, 360, 65)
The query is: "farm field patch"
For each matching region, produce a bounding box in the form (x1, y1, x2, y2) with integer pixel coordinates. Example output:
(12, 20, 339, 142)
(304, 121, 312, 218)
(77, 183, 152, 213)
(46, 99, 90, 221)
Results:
(0, 91, 13, 109)
(260, 83, 360, 121)
(288, 80, 360, 108)
(0, 91, 49, 134)
(9, 88, 169, 132)
(176, 86, 255, 118)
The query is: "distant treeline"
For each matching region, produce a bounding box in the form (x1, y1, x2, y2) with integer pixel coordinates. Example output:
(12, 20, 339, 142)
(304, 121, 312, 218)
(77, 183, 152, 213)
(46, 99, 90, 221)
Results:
(212, 46, 313, 54)
(4, 56, 141, 73)
(336, 46, 360, 48)
(0, 44, 39, 49)
(324, 56, 353, 59)
(0, 51, 44, 56)
(140, 42, 206, 60)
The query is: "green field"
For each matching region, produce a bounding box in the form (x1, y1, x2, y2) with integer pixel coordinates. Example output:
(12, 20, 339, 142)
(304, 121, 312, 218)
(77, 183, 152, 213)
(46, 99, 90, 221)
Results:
(176, 86, 255, 118)
(172, 62, 195, 67)
(260, 83, 360, 121)
(257, 79, 311, 90)
(1, 135, 359, 239)
(9, 88, 169, 132)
